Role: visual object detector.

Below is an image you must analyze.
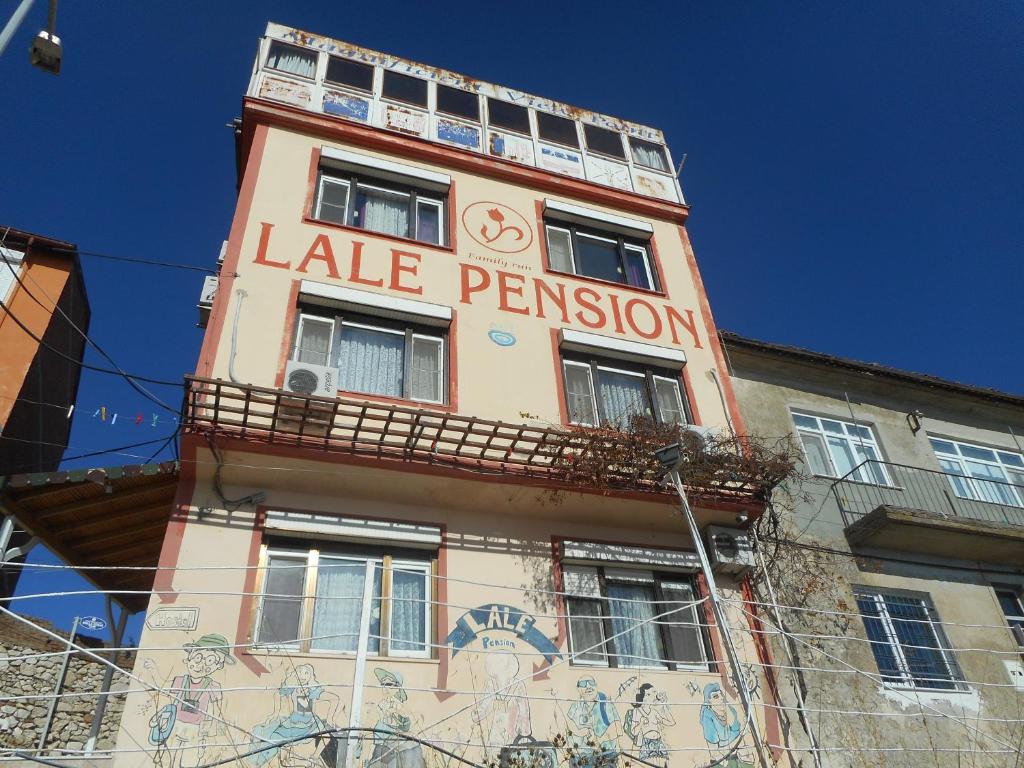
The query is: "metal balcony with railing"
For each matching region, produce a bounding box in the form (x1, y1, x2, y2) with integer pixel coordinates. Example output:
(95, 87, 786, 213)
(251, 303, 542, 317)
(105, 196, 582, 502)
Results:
(830, 459, 1024, 528)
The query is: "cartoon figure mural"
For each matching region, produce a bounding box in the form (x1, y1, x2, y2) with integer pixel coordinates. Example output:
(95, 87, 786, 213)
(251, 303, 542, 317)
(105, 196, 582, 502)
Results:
(621, 683, 674, 763)
(469, 652, 531, 758)
(248, 663, 343, 768)
(367, 667, 426, 768)
(145, 633, 236, 768)
(564, 676, 620, 768)
(699, 683, 754, 768)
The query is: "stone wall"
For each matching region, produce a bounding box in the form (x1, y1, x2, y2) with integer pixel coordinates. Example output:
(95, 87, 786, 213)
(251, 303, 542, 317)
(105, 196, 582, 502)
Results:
(0, 613, 135, 754)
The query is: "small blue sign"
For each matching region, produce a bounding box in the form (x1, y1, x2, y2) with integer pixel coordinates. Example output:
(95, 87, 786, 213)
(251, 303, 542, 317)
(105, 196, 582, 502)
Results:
(323, 92, 370, 122)
(488, 330, 516, 347)
(80, 616, 107, 631)
(445, 604, 561, 664)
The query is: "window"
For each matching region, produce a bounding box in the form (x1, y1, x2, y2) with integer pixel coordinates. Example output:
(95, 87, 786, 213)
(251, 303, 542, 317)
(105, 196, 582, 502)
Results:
(854, 589, 962, 690)
(255, 541, 432, 658)
(487, 98, 531, 134)
(563, 565, 710, 670)
(325, 57, 374, 91)
(583, 124, 626, 160)
(792, 412, 890, 485)
(537, 112, 579, 148)
(0, 248, 24, 303)
(562, 354, 688, 429)
(382, 71, 428, 107)
(266, 41, 317, 79)
(545, 221, 657, 291)
(930, 438, 1024, 508)
(313, 170, 445, 246)
(995, 587, 1024, 648)
(293, 309, 446, 404)
(436, 85, 479, 121)
(629, 137, 669, 172)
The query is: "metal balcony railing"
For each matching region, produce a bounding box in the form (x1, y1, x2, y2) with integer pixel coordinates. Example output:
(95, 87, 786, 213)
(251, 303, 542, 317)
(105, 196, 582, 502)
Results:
(830, 459, 1024, 527)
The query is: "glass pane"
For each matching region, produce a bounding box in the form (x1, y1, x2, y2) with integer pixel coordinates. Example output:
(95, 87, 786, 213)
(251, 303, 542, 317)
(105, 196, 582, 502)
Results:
(853, 443, 887, 485)
(623, 245, 653, 290)
(326, 57, 374, 91)
(576, 234, 623, 284)
(654, 377, 685, 425)
(964, 461, 1017, 505)
(338, 325, 405, 397)
(536, 112, 579, 147)
(354, 186, 410, 238)
(629, 138, 669, 172)
(437, 85, 479, 120)
(929, 439, 957, 455)
(827, 435, 858, 477)
(938, 458, 974, 499)
(660, 582, 705, 666)
(797, 431, 832, 476)
(564, 363, 597, 426)
(792, 413, 819, 430)
(546, 227, 574, 273)
(410, 336, 443, 403)
(416, 200, 442, 245)
(317, 178, 349, 225)
(597, 369, 651, 429)
(311, 559, 382, 653)
(883, 595, 955, 689)
(390, 566, 428, 653)
(382, 71, 428, 106)
(998, 452, 1024, 468)
(960, 444, 997, 462)
(996, 590, 1024, 618)
(1006, 470, 1024, 507)
(607, 583, 665, 667)
(487, 98, 530, 133)
(856, 595, 904, 684)
(267, 42, 316, 78)
(583, 125, 625, 159)
(821, 419, 844, 435)
(257, 556, 305, 645)
(297, 318, 333, 366)
(567, 598, 607, 664)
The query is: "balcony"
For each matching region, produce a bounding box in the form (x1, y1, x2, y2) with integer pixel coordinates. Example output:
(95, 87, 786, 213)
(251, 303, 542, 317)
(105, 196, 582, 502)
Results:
(831, 460, 1024, 564)
(182, 376, 766, 506)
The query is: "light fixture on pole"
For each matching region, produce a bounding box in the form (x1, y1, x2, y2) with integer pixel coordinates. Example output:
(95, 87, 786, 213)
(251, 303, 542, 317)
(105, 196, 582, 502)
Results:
(654, 443, 771, 768)
(29, 0, 60, 74)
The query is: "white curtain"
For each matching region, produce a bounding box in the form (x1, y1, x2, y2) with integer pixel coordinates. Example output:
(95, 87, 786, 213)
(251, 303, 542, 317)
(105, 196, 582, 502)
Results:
(631, 143, 668, 172)
(546, 227, 574, 273)
(564, 364, 597, 425)
(607, 583, 662, 667)
(338, 326, 404, 397)
(312, 560, 381, 653)
(598, 371, 650, 428)
(654, 378, 685, 425)
(390, 567, 427, 653)
(410, 337, 442, 402)
(268, 45, 316, 78)
(297, 318, 332, 366)
(357, 187, 410, 238)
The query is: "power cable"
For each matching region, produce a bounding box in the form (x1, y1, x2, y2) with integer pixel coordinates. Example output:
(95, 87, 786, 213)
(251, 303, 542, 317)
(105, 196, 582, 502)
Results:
(55, 246, 221, 275)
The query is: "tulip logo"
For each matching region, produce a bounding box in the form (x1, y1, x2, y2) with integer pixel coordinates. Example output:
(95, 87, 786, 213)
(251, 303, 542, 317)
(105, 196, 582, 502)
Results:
(462, 201, 534, 253)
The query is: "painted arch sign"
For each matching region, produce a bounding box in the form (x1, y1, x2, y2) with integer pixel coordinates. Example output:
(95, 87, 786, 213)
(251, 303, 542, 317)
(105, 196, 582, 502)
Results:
(445, 604, 561, 664)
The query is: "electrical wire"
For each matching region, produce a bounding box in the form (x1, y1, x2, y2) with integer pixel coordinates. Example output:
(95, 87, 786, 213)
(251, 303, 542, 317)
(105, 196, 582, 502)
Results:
(52, 246, 222, 275)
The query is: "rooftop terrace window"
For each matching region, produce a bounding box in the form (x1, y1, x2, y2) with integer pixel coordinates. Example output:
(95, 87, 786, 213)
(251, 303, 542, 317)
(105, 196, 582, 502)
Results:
(583, 124, 626, 160)
(266, 41, 317, 79)
(382, 70, 428, 107)
(629, 137, 670, 173)
(326, 56, 374, 92)
(487, 98, 530, 135)
(536, 112, 579, 148)
(436, 85, 480, 121)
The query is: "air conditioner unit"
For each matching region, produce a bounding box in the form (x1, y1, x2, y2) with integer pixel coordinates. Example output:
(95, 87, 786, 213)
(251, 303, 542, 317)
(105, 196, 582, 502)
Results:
(706, 525, 755, 576)
(196, 276, 219, 328)
(681, 424, 716, 450)
(284, 361, 339, 397)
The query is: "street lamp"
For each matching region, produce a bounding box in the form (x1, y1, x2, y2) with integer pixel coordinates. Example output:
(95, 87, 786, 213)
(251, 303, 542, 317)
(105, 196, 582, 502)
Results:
(0, 0, 61, 74)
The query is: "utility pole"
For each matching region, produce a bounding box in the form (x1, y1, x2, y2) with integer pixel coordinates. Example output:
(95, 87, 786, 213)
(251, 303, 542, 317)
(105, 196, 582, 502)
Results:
(0, 0, 36, 57)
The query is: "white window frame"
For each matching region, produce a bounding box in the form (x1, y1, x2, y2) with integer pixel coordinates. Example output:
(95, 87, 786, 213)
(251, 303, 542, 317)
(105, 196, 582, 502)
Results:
(561, 357, 686, 429)
(409, 333, 445, 405)
(543, 219, 657, 292)
(386, 559, 432, 659)
(314, 176, 351, 224)
(929, 438, 1024, 508)
(854, 588, 963, 691)
(994, 586, 1024, 648)
(792, 411, 892, 486)
(0, 247, 24, 304)
(563, 360, 599, 427)
(293, 313, 337, 366)
(265, 40, 318, 81)
(253, 547, 310, 651)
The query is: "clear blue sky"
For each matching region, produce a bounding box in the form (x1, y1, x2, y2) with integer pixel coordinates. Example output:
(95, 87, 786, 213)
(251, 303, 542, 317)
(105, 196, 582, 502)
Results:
(3, 1, 1022, 634)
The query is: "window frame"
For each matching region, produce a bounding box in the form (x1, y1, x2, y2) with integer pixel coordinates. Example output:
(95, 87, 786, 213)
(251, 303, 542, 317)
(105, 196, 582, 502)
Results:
(994, 585, 1024, 649)
(854, 587, 964, 691)
(312, 168, 447, 247)
(628, 136, 670, 172)
(543, 220, 659, 292)
(562, 564, 712, 672)
(536, 111, 580, 149)
(929, 437, 1024, 508)
(791, 411, 892, 486)
(265, 41, 318, 81)
(292, 308, 448, 405)
(435, 84, 481, 122)
(253, 540, 435, 660)
(381, 70, 429, 108)
(560, 352, 690, 428)
(583, 124, 627, 160)
(324, 56, 375, 93)
(486, 97, 532, 136)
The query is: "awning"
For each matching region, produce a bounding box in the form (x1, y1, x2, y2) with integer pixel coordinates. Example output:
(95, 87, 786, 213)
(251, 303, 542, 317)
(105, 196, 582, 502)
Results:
(0, 462, 179, 612)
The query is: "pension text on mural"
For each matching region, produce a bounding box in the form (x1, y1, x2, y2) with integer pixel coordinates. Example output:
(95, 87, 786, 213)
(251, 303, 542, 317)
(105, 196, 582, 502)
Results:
(446, 604, 561, 664)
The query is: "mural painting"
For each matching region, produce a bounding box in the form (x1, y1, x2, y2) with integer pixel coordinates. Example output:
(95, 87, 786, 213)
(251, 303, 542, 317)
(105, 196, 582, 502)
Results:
(470, 653, 531, 759)
(248, 664, 343, 768)
(564, 676, 620, 768)
(621, 681, 675, 763)
(699, 683, 754, 768)
(143, 633, 238, 768)
(366, 668, 426, 768)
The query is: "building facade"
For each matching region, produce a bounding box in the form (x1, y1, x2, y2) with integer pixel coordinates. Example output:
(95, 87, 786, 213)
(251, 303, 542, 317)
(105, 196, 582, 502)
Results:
(723, 332, 1024, 768)
(112, 24, 783, 768)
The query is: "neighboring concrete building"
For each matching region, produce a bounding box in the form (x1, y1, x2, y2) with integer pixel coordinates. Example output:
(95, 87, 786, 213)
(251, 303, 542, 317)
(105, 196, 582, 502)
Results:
(112, 22, 782, 768)
(0, 227, 89, 598)
(723, 331, 1024, 768)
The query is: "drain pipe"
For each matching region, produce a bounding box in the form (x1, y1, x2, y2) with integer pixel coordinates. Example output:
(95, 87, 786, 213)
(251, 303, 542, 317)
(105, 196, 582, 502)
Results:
(228, 288, 247, 384)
